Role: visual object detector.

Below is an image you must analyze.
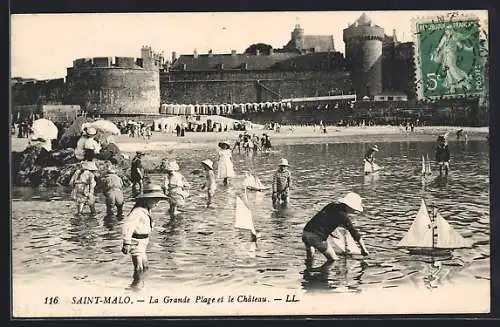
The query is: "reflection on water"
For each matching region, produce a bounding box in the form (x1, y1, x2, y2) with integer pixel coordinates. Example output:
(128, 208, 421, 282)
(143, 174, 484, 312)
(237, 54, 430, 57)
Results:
(12, 140, 490, 292)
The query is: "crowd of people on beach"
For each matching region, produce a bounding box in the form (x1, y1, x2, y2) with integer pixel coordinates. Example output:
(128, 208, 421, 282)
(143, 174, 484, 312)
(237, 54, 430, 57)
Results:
(116, 121, 153, 140)
(12, 110, 470, 291)
(58, 120, 463, 290)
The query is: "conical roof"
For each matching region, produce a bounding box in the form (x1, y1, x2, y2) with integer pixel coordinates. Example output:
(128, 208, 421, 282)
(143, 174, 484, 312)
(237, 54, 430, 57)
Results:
(357, 13, 371, 26)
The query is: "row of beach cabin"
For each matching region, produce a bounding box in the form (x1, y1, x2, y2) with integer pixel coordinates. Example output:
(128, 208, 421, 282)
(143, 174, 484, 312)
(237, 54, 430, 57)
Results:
(160, 102, 293, 116)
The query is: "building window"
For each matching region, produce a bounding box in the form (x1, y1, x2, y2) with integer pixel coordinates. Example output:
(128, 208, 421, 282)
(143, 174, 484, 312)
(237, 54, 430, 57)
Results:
(388, 96, 393, 101)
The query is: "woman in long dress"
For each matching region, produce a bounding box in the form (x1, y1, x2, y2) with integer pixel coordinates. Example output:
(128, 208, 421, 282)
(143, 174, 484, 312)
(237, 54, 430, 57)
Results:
(217, 141, 236, 185)
(69, 160, 98, 215)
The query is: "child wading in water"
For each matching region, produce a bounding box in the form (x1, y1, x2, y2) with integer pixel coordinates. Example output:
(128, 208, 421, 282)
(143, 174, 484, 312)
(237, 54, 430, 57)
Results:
(162, 161, 190, 217)
(272, 158, 292, 209)
(435, 135, 451, 176)
(217, 141, 235, 185)
(103, 165, 124, 218)
(69, 161, 98, 215)
(364, 144, 379, 172)
(201, 159, 216, 207)
(121, 184, 167, 290)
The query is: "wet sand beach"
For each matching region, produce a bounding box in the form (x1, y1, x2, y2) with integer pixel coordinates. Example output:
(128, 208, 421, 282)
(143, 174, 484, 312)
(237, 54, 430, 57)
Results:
(10, 125, 489, 153)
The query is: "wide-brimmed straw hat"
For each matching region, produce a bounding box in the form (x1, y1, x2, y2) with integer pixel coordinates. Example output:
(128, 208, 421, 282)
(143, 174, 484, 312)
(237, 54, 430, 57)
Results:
(81, 161, 98, 171)
(136, 184, 168, 200)
(166, 161, 180, 171)
(201, 159, 214, 170)
(85, 127, 97, 136)
(371, 145, 379, 152)
(218, 141, 231, 149)
(338, 192, 363, 212)
(279, 158, 289, 166)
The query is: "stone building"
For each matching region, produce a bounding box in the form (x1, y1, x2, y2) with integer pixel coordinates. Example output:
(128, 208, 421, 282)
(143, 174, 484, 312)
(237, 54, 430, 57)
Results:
(283, 24, 336, 53)
(162, 25, 350, 105)
(343, 13, 385, 97)
(64, 46, 163, 116)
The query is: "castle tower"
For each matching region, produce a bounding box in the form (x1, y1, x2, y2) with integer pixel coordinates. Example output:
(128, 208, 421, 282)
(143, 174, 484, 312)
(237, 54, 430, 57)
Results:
(291, 24, 305, 51)
(343, 13, 384, 97)
(141, 45, 154, 70)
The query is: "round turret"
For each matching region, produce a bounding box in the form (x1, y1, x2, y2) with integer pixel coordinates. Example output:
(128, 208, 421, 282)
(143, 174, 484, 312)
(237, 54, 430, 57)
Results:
(343, 13, 384, 97)
(291, 24, 305, 50)
(66, 56, 160, 115)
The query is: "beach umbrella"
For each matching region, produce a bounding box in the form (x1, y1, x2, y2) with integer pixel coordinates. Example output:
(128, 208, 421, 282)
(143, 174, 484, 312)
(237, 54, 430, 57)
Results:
(89, 119, 121, 135)
(32, 118, 58, 140)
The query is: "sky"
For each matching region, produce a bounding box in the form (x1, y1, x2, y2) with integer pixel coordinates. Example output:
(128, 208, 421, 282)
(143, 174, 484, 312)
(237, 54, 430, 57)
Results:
(11, 10, 488, 80)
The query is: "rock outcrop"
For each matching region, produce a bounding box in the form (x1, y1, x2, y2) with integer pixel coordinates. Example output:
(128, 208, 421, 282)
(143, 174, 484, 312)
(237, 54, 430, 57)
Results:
(12, 143, 130, 189)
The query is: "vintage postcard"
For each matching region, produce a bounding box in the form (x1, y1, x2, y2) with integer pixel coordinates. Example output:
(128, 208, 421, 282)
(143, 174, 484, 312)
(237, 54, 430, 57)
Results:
(10, 10, 490, 317)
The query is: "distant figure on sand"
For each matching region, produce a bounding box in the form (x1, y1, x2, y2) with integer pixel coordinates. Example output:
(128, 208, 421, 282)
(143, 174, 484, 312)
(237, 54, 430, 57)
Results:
(272, 158, 291, 209)
(103, 166, 124, 218)
(435, 135, 450, 176)
(242, 134, 253, 154)
(456, 129, 468, 141)
(261, 133, 272, 152)
(201, 159, 216, 207)
(364, 144, 379, 171)
(162, 161, 190, 217)
(121, 184, 167, 290)
(302, 192, 369, 267)
(217, 141, 236, 185)
(131, 151, 145, 197)
(69, 161, 98, 216)
(233, 134, 243, 154)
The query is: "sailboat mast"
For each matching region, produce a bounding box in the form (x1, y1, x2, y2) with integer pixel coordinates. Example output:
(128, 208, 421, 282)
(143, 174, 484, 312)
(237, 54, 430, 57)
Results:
(431, 207, 437, 249)
(426, 154, 431, 174)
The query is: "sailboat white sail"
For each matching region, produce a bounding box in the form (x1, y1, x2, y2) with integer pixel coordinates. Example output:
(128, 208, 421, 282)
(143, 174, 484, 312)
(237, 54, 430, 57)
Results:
(398, 199, 471, 252)
(332, 228, 362, 255)
(421, 155, 426, 175)
(425, 154, 432, 175)
(235, 195, 256, 236)
(244, 173, 268, 191)
(397, 199, 434, 248)
(435, 211, 471, 249)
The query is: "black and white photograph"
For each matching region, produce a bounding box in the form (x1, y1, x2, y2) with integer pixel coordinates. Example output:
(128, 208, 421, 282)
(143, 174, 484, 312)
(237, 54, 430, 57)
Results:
(10, 10, 490, 316)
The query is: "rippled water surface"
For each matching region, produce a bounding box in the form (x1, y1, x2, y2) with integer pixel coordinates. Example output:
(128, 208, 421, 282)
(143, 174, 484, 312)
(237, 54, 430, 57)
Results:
(12, 139, 490, 292)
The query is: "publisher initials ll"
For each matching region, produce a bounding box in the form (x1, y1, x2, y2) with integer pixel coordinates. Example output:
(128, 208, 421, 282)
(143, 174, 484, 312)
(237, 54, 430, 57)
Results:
(285, 294, 299, 302)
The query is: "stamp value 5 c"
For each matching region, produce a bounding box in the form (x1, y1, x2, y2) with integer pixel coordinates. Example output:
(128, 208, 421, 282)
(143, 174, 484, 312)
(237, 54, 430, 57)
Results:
(414, 15, 486, 100)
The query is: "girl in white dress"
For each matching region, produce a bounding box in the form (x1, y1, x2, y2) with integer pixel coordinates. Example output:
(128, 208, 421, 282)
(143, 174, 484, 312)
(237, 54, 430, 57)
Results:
(216, 141, 235, 185)
(162, 161, 190, 217)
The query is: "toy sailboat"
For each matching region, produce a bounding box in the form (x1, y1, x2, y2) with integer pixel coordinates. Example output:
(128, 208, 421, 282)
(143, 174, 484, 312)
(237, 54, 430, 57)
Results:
(397, 199, 471, 255)
(243, 173, 269, 192)
(331, 228, 362, 255)
(364, 160, 383, 175)
(424, 154, 433, 175)
(235, 195, 257, 237)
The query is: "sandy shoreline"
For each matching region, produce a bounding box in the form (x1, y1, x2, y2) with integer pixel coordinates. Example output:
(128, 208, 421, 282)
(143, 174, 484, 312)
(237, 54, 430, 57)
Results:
(10, 125, 488, 153)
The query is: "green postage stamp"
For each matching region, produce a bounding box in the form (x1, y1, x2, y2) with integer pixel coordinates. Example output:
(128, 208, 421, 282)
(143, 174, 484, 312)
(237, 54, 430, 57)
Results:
(413, 13, 487, 100)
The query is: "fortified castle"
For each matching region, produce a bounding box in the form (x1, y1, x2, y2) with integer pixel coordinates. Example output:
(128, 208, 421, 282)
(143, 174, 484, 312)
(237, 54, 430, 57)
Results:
(11, 14, 484, 125)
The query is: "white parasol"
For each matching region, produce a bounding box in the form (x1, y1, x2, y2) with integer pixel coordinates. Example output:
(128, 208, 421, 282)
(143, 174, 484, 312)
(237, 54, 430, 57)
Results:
(32, 118, 58, 140)
(89, 119, 121, 135)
